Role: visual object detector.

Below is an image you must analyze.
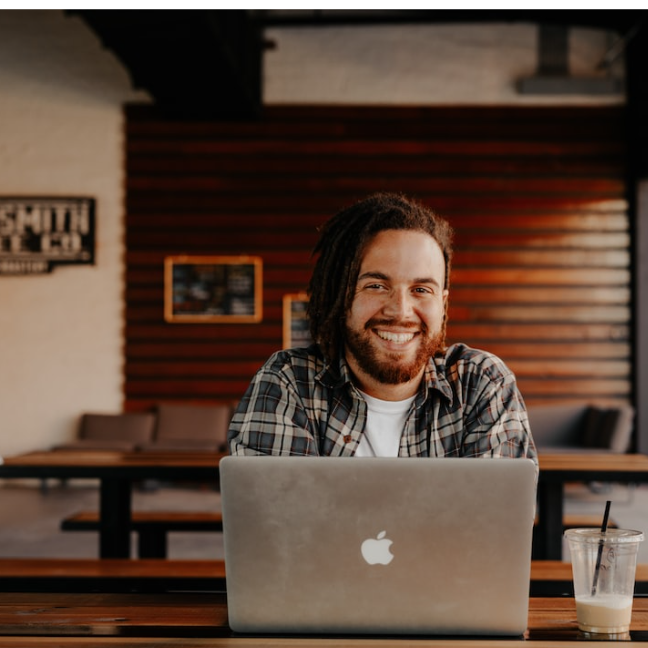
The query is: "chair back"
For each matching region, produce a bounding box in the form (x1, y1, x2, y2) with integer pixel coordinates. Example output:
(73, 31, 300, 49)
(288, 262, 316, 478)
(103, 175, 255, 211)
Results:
(80, 412, 156, 443)
(150, 402, 233, 451)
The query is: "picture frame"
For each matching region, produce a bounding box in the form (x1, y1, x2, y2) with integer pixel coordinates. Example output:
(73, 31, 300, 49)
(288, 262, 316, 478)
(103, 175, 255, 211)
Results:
(282, 292, 312, 349)
(164, 255, 262, 323)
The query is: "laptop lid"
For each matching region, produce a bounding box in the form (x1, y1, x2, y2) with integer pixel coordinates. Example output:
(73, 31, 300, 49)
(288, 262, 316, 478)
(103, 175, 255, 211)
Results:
(220, 456, 537, 636)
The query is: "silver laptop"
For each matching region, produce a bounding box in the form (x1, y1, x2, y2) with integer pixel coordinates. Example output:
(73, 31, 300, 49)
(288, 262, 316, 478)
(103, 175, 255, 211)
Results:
(220, 456, 537, 636)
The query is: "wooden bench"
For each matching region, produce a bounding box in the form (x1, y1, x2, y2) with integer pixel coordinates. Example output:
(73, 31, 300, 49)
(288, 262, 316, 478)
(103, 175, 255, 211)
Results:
(0, 558, 226, 592)
(557, 514, 617, 529)
(61, 511, 223, 559)
(1, 557, 645, 596)
(534, 514, 617, 529)
(531, 514, 617, 561)
(61, 509, 612, 560)
(530, 560, 648, 597)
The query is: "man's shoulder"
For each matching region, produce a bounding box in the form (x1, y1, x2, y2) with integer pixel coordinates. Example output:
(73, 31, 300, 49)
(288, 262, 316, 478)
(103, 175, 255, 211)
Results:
(437, 343, 513, 380)
(262, 344, 329, 379)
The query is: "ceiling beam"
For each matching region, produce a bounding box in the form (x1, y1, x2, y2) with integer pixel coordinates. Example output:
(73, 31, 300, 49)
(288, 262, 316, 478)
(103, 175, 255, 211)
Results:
(70, 9, 264, 119)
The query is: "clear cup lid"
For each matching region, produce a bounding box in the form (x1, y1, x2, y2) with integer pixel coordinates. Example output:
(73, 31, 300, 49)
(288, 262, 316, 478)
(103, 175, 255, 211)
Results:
(564, 528, 644, 543)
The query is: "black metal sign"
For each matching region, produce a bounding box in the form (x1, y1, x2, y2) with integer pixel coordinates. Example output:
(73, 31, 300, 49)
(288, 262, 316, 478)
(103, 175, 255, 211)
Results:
(0, 197, 95, 275)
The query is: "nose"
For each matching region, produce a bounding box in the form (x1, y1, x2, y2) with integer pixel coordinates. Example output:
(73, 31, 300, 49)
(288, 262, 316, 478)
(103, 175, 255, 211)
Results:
(382, 288, 414, 319)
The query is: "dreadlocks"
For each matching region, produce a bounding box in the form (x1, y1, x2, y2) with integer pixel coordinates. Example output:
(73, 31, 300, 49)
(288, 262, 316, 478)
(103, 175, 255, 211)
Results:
(307, 193, 454, 362)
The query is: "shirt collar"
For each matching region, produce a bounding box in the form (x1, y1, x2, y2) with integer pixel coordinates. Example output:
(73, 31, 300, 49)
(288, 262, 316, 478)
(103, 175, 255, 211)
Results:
(315, 351, 355, 390)
(421, 353, 454, 405)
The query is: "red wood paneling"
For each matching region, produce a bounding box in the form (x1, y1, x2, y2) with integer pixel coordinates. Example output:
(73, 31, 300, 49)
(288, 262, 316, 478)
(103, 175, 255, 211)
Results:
(125, 105, 630, 411)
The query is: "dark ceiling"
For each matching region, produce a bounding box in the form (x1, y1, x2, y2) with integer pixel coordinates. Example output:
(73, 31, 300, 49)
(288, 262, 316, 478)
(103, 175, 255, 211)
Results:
(69, 9, 647, 120)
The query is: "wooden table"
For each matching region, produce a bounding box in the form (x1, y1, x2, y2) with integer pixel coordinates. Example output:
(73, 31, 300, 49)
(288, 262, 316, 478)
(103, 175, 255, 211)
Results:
(0, 592, 647, 644)
(3, 450, 648, 562)
(0, 451, 225, 559)
(536, 452, 648, 560)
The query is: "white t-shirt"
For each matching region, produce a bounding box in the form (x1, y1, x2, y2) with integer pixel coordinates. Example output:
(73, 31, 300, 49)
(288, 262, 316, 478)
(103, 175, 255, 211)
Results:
(354, 390, 416, 457)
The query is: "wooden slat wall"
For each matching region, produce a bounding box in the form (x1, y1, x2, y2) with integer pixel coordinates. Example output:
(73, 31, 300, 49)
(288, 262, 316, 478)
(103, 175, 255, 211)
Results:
(125, 105, 630, 412)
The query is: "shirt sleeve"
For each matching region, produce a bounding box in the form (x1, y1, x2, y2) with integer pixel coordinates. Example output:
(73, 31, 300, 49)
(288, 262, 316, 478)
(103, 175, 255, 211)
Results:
(227, 364, 320, 456)
(458, 356, 538, 464)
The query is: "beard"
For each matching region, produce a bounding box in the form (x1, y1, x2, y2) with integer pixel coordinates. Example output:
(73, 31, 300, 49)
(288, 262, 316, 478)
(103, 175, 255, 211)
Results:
(344, 318, 445, 385)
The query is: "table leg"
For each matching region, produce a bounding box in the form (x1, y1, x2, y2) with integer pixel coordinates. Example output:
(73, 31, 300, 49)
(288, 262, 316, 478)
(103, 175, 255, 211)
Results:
(536, 480, 564, 560)
(99, 477, 132, 558)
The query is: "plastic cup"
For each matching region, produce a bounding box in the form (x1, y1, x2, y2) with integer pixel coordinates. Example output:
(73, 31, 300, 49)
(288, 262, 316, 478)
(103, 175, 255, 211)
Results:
(565, 528, 644, 637)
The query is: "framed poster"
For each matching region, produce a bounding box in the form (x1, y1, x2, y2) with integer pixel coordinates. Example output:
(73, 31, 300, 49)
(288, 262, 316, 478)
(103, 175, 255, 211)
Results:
(164, 255, 262, 323)
(283, 292, 312, 349)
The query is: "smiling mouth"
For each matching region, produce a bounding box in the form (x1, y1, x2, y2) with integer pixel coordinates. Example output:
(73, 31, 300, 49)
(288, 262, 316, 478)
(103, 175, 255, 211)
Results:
(375, 330, 416, 344)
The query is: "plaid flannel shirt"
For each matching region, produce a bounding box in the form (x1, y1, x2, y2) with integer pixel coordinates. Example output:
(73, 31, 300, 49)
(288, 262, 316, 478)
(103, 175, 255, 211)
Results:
(228, 342, 537, 463)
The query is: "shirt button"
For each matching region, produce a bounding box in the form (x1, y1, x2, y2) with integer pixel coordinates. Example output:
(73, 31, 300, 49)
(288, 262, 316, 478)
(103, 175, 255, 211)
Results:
(343, 435, 353, 444)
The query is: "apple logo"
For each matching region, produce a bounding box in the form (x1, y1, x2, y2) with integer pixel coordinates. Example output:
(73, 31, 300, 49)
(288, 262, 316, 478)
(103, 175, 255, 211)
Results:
(361, 530, 394, 565)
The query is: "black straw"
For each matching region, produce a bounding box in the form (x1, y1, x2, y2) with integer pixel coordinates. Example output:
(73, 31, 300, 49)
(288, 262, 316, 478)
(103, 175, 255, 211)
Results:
(591, 500, 612, 597)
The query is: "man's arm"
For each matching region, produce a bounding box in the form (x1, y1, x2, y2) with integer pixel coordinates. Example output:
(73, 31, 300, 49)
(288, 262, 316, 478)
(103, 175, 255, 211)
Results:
(228, 364, 321, 456)
(454, 350, 537, 463)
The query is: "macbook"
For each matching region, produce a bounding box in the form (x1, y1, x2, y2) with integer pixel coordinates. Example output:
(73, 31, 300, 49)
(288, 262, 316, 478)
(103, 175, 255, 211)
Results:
(220, 456, 537, 636)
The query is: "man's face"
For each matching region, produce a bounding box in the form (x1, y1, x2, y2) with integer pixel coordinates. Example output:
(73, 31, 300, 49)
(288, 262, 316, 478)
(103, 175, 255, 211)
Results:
(344, 229, 448, 397)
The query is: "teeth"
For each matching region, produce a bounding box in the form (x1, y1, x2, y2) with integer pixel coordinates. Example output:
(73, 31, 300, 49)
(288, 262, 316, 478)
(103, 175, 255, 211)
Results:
(377, 331, 415, 344)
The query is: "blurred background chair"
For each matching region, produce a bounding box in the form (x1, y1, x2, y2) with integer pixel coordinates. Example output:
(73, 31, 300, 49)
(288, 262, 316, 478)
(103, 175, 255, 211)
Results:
(527, 403, 634, 454)
(137, 402, 233, 453)
(53, 412, 156, 452)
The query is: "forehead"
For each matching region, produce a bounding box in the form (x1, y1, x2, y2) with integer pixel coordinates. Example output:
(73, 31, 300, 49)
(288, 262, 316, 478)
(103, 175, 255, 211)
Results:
(359, 229, 446, 281)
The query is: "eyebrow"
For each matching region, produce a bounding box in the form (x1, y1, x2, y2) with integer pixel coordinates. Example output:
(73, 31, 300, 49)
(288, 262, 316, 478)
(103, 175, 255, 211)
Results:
(357, 271, 442, 288)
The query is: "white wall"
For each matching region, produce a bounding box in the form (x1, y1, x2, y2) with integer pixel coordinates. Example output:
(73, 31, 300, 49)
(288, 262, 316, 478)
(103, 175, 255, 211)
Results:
(0, 13, 623, 458)
(0, 10, 148, 456)
(264, 24, 624, 105)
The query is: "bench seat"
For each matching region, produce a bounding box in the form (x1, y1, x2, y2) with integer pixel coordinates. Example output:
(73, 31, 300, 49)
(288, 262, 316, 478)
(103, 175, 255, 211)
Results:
(61, 509, 612, 560)
(0, 558, 646, 596)
(0, 558, 226, 592)
(61, 511, 223, 559)
(530, 560, 648, 596)
(543, 514, 617, 529)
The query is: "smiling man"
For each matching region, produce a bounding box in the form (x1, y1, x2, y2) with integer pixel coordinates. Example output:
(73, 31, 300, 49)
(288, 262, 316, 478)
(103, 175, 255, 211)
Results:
(228, 193, 536, 461)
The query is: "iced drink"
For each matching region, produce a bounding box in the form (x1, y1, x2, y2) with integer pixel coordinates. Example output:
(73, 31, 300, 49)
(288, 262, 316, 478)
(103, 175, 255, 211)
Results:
(575, 593, 633, 633)
(565, 528, 644, 636)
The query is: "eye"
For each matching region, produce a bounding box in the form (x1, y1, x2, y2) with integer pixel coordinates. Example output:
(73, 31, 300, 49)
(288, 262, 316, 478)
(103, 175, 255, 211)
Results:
(361, 282, 386, 291)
